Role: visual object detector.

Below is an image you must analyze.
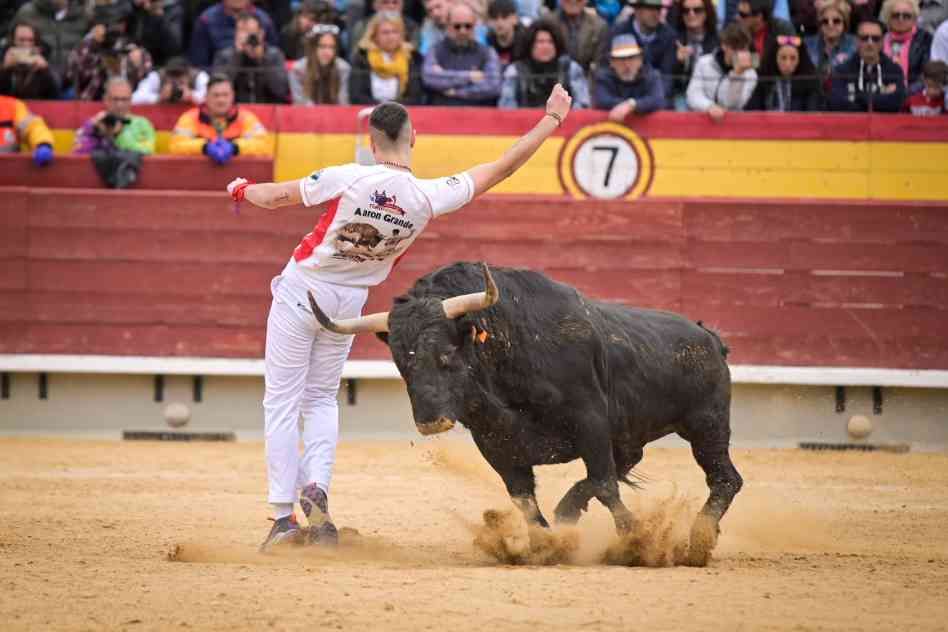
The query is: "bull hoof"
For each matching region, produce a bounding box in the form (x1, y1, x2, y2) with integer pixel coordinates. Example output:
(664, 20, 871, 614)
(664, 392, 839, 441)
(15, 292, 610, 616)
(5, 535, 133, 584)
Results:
(415, 417, 456, 435)
(614, 513, 635, 536)
(686, 513, 720, 567)
(553, 509, 581, 526)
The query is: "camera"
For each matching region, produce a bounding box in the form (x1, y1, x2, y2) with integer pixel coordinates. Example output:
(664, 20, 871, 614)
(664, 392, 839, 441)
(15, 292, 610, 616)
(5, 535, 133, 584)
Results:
(169, 84, 184, 102)
(102, 113, 130, 128)
(246, 33, 261, 47)
(8, 47, 38, 66)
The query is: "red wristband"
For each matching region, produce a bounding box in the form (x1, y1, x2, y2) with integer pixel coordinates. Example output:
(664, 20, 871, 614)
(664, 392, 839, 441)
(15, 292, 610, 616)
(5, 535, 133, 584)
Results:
(231, 180, 255, 202)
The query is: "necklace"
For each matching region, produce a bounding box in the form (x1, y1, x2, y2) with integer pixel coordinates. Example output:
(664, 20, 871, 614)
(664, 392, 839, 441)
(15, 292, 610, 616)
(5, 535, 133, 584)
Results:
(379, 160, 412, 173)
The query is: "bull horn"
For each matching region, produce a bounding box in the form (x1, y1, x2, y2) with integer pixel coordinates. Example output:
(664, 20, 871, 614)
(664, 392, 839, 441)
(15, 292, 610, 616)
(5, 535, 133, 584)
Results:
(442, 262, 499, 319)
(307, 291, 389, 334)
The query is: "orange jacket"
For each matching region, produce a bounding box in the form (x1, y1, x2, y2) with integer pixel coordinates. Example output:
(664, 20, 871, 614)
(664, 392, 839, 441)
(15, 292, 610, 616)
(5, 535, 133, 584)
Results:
(0, 96, 54, 153)
(168, 105, 271, 156)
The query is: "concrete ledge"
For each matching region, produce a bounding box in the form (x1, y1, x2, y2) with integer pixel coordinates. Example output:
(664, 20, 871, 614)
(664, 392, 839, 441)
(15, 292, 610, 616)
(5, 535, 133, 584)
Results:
(2, 354, 947, 388)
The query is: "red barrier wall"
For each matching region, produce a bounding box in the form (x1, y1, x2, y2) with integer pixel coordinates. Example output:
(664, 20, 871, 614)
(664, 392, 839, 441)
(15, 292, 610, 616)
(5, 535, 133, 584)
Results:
(0, 155, 273, 191)
(1, 190, 946, 369)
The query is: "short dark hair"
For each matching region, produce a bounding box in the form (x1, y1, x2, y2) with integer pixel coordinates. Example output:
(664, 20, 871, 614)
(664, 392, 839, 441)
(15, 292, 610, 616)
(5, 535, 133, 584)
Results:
(207, 74, 234, 91)
(922, 60, 947, 83)
(370, 102, 410, 143)
(236, 11, 262, 30)
(856, 18, 886, 34)
(720, 22, 751, 49)
(744, 0, 772, 19)
(487, 0, 518, 19)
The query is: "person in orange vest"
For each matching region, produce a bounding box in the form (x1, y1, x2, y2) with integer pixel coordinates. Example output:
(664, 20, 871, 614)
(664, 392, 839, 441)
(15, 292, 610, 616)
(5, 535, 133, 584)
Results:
(0, 95, 54, 166)
(168, 74, 270, 164)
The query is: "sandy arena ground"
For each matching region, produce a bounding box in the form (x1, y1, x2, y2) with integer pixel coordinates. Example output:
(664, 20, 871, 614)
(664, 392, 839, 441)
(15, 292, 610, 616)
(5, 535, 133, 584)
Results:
(1, 436, 947, 631)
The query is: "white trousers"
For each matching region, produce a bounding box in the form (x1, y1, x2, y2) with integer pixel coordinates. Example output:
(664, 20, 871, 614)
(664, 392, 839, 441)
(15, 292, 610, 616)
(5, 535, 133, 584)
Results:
(263, 272, 368, 504)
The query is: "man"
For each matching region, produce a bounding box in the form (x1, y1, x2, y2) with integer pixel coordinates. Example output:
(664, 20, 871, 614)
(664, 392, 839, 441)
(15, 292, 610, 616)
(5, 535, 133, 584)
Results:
(487, 0, 527, 68)
(593, 34, 665, 118)
(905, 60, 947, 115)
(0, 94, 54, 166)
(225, 83, 573, 552)
(169, 74, 270, 163)
(132, 55, 209, 105)
(422, 3, 502, 106)
(73, 76, 155, 155)
(547, 0, 609, 72)
(0, 21, 59, 99)
(829, 19, 906, 113)
(65, 0, 152, 101)
(14, 0, 88, 77)
(212, 12, 289, 104)
(735, 0, 795, 67)
(686, 22, 757, 120)
(607, 0, 678, 101)
(189, 0, 279, 69)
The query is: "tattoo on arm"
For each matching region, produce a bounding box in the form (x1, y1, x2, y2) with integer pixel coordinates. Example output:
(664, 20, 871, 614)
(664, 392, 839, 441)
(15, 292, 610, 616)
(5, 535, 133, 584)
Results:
(274, 191, 290, 204)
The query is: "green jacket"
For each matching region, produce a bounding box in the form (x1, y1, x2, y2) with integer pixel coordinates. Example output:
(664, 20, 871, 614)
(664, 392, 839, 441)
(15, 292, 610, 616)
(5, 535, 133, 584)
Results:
(74, 114, 156, 156)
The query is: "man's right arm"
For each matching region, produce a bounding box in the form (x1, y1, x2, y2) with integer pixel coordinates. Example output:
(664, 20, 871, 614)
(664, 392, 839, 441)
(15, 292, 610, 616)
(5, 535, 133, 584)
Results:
(465, 83, 572, 198)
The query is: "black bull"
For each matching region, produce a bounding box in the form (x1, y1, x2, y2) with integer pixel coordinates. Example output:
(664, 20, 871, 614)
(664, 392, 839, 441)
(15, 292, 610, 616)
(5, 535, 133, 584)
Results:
(309, 262, 743, 561)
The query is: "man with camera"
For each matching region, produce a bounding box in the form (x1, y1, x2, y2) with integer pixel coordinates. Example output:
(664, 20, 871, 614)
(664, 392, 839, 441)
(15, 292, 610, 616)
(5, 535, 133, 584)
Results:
(132, 55, 208, 104)
(0, 21, 59, 99)
(0, 94, 55, 167)
(74, 76, 155, 155)
(65, 0, 152, 100)
(212, 12, 289, 103)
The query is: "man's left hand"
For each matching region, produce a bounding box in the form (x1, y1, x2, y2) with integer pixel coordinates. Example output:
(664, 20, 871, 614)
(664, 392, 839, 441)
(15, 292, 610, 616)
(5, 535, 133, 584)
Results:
(608, 99, 635, 122)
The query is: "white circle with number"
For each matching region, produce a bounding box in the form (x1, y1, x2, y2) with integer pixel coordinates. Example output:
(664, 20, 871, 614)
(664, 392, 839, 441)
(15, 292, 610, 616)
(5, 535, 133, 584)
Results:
(571, 133, 640, 199)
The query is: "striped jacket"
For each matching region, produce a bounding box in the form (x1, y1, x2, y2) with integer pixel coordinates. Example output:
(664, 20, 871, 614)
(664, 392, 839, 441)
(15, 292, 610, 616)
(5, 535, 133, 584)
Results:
(0, 96, 54, 154)
(168, 105, 271, 156)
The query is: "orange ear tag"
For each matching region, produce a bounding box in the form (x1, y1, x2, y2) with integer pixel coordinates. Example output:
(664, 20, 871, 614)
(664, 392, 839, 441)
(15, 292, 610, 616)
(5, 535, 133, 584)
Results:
(477, 330, 489, 344)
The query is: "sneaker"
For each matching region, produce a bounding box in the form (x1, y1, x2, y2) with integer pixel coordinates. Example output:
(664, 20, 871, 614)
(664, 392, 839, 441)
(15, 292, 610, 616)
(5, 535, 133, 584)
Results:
(258, 514, 302, 553)
(300, 483, 339, 547)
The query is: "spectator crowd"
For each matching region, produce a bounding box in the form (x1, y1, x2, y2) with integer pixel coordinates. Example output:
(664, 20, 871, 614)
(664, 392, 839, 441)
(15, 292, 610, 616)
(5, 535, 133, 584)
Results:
(0, 0, 945, 171)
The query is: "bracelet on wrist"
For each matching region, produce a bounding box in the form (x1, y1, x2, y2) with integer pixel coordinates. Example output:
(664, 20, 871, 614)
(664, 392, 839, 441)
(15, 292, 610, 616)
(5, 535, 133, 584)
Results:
(545, 111, 563, 126)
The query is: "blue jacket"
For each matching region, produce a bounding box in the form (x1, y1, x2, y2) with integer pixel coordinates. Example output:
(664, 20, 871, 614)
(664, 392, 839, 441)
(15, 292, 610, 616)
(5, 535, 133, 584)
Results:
(828, 53, 906, 113)
(604, 19, 676, 105)
(188, 4, 279, 69)
(592, 63, 665, 113)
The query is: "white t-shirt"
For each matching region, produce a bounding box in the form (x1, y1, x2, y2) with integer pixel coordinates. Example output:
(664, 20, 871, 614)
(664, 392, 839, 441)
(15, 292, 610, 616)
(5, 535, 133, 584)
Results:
(285, 163, 475, 287)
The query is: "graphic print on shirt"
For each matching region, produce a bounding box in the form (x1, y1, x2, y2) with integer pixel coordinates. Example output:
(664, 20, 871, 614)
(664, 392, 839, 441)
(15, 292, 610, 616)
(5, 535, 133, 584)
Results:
(329, 188, 418, 263)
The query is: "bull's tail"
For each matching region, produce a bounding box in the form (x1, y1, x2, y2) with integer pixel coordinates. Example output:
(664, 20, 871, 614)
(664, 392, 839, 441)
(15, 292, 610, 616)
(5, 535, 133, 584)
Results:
(619, 469, 649, 489)
(697, 320, 730, 358)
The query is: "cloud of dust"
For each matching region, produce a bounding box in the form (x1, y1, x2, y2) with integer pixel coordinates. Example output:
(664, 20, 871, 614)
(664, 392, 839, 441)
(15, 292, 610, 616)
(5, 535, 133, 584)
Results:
(166, 527, 461, 568)
(469, 509, 580, 565)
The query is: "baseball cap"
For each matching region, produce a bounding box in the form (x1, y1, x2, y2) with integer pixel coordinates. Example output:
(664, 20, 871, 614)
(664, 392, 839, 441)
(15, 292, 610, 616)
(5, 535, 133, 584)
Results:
(611, 34, 643, 58)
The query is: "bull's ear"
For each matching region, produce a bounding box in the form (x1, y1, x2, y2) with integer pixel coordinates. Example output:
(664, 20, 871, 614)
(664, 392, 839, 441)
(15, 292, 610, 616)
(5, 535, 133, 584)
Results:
(375, 332, 390, 346)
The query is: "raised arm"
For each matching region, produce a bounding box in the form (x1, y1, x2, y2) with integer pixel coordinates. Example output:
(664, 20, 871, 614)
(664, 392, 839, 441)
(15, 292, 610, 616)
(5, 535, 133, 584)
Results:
(227, 178, 303, 209)
(466, 83, 572, 198)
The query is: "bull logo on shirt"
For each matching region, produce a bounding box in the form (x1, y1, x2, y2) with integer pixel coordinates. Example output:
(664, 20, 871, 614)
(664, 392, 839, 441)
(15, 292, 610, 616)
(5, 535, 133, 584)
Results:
(333, 222, 415, 263)
(369, 190, 405, 215)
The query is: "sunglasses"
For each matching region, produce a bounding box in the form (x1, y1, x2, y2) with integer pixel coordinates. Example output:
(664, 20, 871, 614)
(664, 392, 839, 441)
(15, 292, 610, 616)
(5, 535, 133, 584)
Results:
(306, 23, 341, 37)
(820, 16, 843, 25)
(858, 33, 882, 42)
(738, 8, 762, 17)
(776, 34, 801, 46)
(682, 5, 706, 14)
(890, 11, 914, 19)
(451, 22, 474, 30)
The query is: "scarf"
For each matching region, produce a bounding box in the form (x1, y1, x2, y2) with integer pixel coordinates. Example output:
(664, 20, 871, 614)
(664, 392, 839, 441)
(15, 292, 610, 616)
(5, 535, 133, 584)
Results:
(367, 45, 411, 96)
(521, 57, 560, 108)
(883, 26, 915, 85)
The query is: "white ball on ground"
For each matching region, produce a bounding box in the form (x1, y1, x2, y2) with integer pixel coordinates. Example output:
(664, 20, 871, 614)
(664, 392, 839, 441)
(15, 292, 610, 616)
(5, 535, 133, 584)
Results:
(164, 402, 191, 428)
(847, 414, 872, 440)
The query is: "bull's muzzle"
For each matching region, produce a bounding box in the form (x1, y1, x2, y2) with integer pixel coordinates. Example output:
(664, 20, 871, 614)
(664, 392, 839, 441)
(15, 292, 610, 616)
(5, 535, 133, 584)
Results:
(415, 417, 456, 435)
